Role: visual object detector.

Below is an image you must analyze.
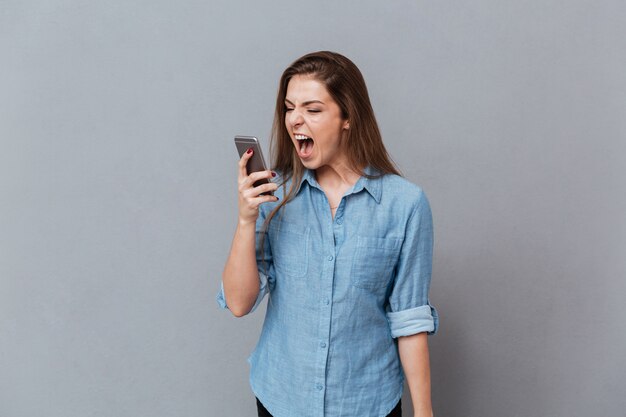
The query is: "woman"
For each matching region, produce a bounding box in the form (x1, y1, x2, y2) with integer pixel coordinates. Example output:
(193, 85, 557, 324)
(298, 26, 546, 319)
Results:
(218, 51, 438, 417)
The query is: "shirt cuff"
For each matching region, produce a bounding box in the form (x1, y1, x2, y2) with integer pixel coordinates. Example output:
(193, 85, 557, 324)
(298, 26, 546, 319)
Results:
(216, 281, 228, 309)
(386, 304, 439, 337)
(216, 271, 270, 314)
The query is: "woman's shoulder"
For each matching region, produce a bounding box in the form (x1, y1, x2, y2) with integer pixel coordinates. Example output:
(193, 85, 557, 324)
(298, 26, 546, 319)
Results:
(380, 173, 429, 205)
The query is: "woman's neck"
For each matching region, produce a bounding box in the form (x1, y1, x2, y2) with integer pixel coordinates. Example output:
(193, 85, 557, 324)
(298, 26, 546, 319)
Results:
(314, 164, 363, 210)
(315, 164, 361, 189)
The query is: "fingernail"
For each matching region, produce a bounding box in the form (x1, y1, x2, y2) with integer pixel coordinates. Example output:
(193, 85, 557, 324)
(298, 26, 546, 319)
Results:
(246, 148, 253, 154)
(275, 196, 279, 201)
(271, 171, 277, 177)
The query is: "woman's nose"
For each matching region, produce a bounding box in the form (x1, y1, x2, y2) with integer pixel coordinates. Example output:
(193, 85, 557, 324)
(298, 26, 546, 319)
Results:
(288, 109, 304, 128)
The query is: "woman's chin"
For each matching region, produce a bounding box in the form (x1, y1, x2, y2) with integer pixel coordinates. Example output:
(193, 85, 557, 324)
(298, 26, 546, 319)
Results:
(299, 156, 320, 170)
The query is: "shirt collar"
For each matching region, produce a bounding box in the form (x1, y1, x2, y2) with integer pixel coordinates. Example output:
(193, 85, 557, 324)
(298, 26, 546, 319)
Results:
(296, 165, 382, 204)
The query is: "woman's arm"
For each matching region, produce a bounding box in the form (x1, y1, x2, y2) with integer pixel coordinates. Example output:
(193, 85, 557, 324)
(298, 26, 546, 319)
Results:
(398, 332, 434, 417)
(222, 219, 261, 317)
(221, 149, 278, 317)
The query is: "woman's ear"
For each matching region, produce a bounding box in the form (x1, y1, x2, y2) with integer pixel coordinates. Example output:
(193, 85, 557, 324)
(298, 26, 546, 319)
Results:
(343, 120, 350, 130)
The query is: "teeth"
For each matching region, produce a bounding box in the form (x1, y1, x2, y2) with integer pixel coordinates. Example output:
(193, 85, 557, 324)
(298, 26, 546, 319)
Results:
(295, 134, 311, 141)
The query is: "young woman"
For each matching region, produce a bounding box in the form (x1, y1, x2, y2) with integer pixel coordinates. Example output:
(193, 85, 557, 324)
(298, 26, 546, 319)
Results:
(218, 51, 438, 417)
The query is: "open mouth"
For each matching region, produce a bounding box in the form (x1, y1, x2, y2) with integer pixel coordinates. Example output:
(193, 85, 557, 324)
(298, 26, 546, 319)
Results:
(295, 134, 314, 158)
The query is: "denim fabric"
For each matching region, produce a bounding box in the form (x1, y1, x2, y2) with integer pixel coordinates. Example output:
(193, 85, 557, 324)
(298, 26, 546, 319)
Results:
(217, 167, 438, 417)
(257, 397, 402, 417)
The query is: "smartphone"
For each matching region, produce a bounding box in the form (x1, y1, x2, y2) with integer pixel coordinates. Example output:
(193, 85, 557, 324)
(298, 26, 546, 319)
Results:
(234, 135, 273, 195)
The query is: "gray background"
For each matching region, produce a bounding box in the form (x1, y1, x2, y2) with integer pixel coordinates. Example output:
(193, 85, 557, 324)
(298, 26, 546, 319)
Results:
(1, 1, 625, 416)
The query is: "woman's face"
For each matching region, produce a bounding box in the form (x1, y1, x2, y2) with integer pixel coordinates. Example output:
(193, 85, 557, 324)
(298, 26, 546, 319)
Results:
(284, 75, 350, 171)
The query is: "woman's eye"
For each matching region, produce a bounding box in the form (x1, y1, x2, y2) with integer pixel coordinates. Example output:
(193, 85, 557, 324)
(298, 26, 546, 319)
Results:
(308, 109, 321, 113)
(285, 107, 294, 112)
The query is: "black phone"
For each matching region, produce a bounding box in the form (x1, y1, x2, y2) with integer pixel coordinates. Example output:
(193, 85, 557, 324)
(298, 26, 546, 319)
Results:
(234, 135, 273, 195)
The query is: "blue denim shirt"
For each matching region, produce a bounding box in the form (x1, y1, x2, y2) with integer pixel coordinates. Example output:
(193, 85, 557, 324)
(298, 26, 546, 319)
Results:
(217, 167, 439, 417)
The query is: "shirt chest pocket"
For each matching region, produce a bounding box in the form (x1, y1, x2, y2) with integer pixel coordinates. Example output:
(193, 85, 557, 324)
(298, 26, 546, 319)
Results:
(269, 222, 310, 278)
(351, 236, 403, 290)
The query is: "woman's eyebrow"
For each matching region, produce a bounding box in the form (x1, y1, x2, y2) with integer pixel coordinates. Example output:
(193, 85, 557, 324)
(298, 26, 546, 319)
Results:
(284, 98, 325, 106)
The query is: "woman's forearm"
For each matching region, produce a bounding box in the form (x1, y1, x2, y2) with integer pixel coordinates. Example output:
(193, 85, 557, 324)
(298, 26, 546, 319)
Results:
(221, 219, 261, 317)
(398, 332, 434, 417)
(223, 149, 278, 317)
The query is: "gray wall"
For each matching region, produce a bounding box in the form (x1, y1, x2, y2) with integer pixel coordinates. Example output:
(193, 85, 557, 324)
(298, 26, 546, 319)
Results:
(1, 1, 625, 416)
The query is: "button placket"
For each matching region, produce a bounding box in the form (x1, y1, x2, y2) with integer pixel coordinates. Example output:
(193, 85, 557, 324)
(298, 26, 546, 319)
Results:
(314, 188, 334, 411)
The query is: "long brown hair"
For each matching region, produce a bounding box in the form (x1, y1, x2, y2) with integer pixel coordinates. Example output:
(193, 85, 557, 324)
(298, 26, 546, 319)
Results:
(265, 51, 400, 228)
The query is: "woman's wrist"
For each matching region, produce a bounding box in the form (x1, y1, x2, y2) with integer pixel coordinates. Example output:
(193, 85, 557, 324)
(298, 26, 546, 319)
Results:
(414, 407, 433, 417)
(238, 216, 257, 228)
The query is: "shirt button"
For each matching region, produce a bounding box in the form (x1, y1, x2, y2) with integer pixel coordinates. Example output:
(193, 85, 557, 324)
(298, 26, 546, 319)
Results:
(327, 255, 334, 261)
(320, 342, 327, 348)
(336, 218, 343, 225)
(316, 384, 323, 391)
(324, 299, 330, 305)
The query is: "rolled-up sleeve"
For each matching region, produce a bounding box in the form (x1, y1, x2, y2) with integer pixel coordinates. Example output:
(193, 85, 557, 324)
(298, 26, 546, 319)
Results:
(216, 269, 272, 313)
(386, 190, 439, 337)
(216, 205, 275, 314)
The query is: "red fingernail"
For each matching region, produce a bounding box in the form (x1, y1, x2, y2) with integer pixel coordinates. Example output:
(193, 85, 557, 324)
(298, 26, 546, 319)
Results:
(271, 172, 277, 177)
(246, 148, 253, 154)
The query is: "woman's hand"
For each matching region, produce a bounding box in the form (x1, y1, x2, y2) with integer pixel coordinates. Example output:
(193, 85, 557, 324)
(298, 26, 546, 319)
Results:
(237, 148, 279, 226)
